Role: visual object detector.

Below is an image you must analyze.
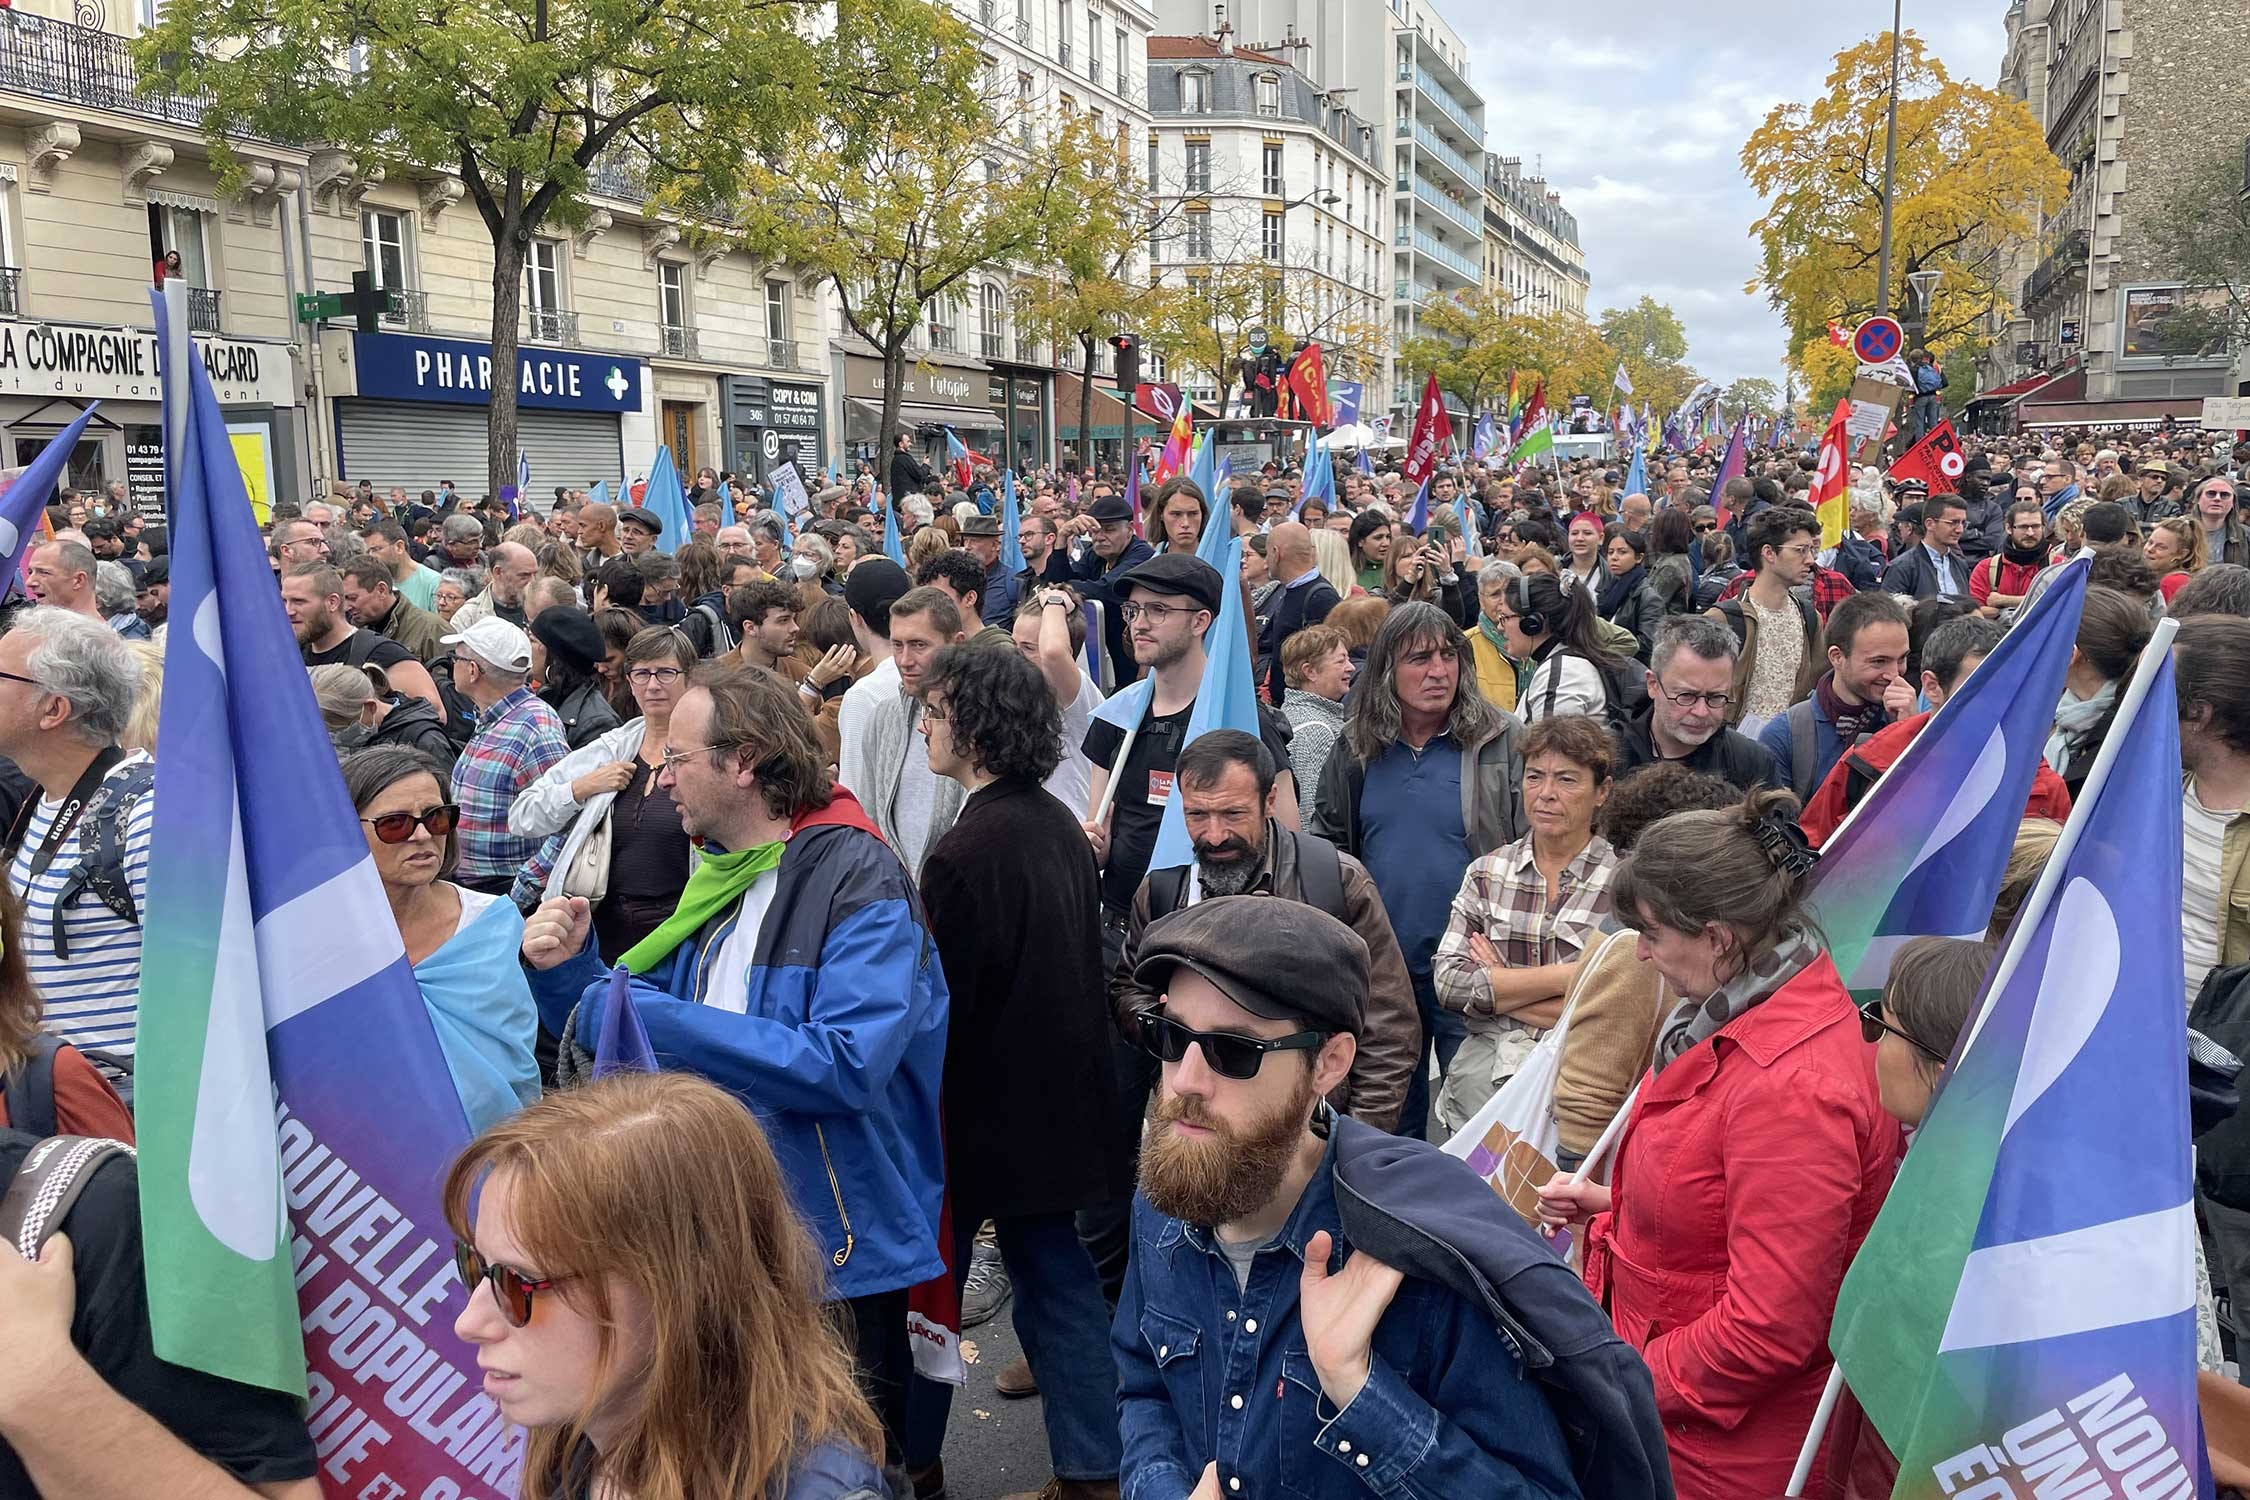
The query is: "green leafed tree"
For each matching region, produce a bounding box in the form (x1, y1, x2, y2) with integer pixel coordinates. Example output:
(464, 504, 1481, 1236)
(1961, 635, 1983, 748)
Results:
(139, 0, 829, 500)
(1138, 261, 1290, 420)
(1598, 295, 1699, 415)
(1397, 285, 1536, 416)
(2142, 144, 2250, 356)
(1721, 376, 1782, 422)
(738, 5, 1105, 474)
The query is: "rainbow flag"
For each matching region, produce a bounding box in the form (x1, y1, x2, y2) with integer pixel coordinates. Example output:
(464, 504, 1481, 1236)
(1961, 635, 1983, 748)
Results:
(1153, 402, 1192, 486)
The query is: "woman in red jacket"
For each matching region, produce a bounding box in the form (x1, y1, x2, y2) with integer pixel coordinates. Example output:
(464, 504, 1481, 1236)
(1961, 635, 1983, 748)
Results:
(1538, 788, 1902, 1500)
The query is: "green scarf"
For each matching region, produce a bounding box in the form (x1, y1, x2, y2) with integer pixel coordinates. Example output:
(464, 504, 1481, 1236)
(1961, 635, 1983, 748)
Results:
(619, 841, 785, 974)
(1480, 617, 1527, 702)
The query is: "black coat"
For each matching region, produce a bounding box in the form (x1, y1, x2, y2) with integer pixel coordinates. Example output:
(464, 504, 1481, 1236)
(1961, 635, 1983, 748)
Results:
(919, 777, 1131, 1219)
(890, 446, 936, 501)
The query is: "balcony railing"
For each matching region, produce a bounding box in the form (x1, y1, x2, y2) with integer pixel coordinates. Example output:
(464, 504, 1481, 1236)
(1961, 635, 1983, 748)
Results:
(380, 287, 431, 333)
(1410, 230, 1480, 282)
(1412, 67, 1484, 147)
(590, 153, 646, 201)
(527, 308, 579, 346)
(0, 268, 19, 319)
(1016, 336, 1045, 363)
(1412, 122, 1481, 189)
(2022, 229, 2089, 309)
(980, 330, 1005, 358)
(1013, 16, 1031, 43)
(929, 325, 958, 352)
(767, 337, 799, 370)
(186, 286, 221, 333)
(1412, 176, 1481, 237)
(0, 9, 213, 132)
(660, 324, 699, 359)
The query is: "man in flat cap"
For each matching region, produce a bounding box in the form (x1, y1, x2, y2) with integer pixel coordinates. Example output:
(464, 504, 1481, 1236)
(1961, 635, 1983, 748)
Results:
(1111, 897, 1583, 1500)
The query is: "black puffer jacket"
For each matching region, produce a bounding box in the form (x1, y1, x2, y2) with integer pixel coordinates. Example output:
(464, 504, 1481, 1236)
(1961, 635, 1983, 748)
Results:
(349, 695, 460, 777)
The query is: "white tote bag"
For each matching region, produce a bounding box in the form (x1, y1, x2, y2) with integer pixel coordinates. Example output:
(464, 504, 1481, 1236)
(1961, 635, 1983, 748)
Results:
(1440, 928, 1637, 1226)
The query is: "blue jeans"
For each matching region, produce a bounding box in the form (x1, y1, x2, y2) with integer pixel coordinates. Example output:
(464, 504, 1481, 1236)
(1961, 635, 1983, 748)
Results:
(1395, 969, 1466, 1142)
(907, 1208, 1123, 1481)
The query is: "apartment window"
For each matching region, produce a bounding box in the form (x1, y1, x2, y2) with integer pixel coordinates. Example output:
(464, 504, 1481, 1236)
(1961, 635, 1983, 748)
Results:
(1147, 208, 1162, 263)
(1184, 141, 1211, 194)
(1255, 74, 1281, 118)
(361, 209, 408, 291)
(1088, 6, 1101, 83)
(1181, 70, 1209, 114)
(980, 282, 1006, 357)
(1262, 143, 1283, 196)
(1147, 135, 1159, 190)
(1092, 106, 1105, 137)
(152, 204, 210, 286)
(1057, 0, 1072, 70)
(1263, 212, 1284, 261)
(1184, 209, 1211, 259)
(980, 0, 995, 23)
(765, 279, 791, 340)
(929, 296, 957, 351)
(1018, 72, 1035, 143)
(1115, 27, 1127, 90)
(527, 238, 562, 312)
(658, 260, 689, 330)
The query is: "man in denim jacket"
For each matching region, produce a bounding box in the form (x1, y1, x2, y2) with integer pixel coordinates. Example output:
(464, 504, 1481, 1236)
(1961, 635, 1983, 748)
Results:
(1112, 897, 1580, 1500)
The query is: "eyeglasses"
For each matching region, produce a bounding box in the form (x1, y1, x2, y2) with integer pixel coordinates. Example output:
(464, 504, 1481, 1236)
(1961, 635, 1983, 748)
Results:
(626, 666, 686, 686)
(1653, 681, 1732, 711)
(654, 740, 743, 772)
(360, 804, 461, 843)
(0, 668, 39, 689)
(1118, 601, 1198, 624)
(1692, 522, 1716, 534)
(1132, 1008, 1327, 1081)
(454, 1241, 571, 1327)
(1858, 997, 1948, 1063)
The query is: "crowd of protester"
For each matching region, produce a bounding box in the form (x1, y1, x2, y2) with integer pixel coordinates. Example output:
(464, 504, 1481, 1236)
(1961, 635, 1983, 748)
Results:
(3, 416, 2249, 1500)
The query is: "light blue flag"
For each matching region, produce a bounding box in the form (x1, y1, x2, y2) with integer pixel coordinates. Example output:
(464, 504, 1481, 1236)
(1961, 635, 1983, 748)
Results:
(1188, 427, 1219, 510)
(1472, 412, 1497, 460)
(1294, 441, 1333, 518)
(0, 404, 100, 597)
(1214, 453, 1232, 494)
(641, 445, 691, 555)
(1147, 537, 1256, 871)
(1829, 618, 2209, 1500)
(881, 494, 907, 566)
(1355, 445, 1374, 478)
(721, 479, 737, 529)
(1455, 496, 1476, 556)
(594, 966, 658, 1076)
(1001, 470, 1026, 574)
(1622, 443, 1647, 500)
(1194, 464, 1235, 576)
(1405, 475, 1432, 532)
(589, 478, 610, 511)
(134, 285, 496, 1487)
(1803, 558, 2089, 1000)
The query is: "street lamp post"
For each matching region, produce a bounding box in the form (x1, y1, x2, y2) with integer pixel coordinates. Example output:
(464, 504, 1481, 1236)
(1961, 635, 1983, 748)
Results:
(1875, 0, 1904, 320)
(1905, 267, 1942, 346)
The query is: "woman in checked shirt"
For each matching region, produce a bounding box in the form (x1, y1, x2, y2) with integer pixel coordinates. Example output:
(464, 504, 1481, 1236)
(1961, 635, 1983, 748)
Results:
(1431, 712, 1619, 1133)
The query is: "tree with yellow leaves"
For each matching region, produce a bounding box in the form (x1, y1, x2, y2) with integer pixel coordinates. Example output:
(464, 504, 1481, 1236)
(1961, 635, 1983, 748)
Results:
(1742, 32, 2065, 406)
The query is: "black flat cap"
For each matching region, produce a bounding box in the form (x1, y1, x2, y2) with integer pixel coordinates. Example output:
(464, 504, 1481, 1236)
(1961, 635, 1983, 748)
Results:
(960, 514, 1001, 537)
(1117, 553, 1223, 614)
(619, 507, 664, 535)
(1134, 896, 1368, 1037)
(1088, 494, 1134, 524)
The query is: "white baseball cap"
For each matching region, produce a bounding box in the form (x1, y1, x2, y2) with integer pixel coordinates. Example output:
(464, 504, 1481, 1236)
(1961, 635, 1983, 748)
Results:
(441, 617, 533, 674)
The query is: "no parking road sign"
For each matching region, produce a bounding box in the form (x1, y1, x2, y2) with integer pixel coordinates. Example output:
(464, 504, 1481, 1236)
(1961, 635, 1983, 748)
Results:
(1853, 316, 1905, 365)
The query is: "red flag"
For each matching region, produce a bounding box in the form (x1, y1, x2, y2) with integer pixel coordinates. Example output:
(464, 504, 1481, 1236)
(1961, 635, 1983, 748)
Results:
(1284, 344, 1330, 428)
(1827, 320, 1852, 348)
(1514, 377, 1547, 443)
(1888, 419, 1967, 495)
(1400, 374, 1454, 491)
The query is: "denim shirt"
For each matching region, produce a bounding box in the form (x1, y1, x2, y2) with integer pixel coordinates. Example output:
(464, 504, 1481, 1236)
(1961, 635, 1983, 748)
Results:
(1113, 1138, 1580, 1500)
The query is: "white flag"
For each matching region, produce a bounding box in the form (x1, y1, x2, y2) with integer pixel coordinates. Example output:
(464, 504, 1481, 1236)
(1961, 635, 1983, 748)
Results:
(1611, 363, 1633, 396)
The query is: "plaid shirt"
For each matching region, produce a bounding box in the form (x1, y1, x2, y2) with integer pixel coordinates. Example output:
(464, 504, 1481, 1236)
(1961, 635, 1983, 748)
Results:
(1432, 834, 1617, 1076)
(450, 686, 569, 882)
(1713, 563, 1855, 622)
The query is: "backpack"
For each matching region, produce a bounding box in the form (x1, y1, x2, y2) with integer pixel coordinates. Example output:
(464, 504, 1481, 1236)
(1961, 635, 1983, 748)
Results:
(49, 756, 156, 958)
(1146, 829, 1348, 924)
(0, 1132, 135, 1258)
(423, 654, 480, 749)
(683, 602, 736, 659)
(0, 1033, 62, 1140)
(1532, 650, 1648, 737)
(1711, 591, 1819, 658)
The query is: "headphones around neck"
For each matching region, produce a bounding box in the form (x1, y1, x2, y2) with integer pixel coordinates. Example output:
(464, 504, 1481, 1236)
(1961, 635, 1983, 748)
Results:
(1513, 572, 1546, 637)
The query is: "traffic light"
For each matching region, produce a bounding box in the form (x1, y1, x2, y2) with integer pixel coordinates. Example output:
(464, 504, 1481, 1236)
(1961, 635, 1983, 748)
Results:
(1107, 332, 1139, 395)
(340, 270, 398, 334)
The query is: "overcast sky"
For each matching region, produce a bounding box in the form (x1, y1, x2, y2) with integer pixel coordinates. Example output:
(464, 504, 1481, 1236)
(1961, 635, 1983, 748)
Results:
(1455, 4, 2005, 391)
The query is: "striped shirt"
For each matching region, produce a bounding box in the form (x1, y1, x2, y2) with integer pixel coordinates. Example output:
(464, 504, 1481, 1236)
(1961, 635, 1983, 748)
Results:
(7, 752, 155, 1054)
(450, 688, 569, 882)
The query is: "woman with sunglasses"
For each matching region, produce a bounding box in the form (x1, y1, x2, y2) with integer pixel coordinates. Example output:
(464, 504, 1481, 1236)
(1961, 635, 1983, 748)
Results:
(2192, 473, 2249, 566)
(1534, 788, 1901, 1500)
(507, 625, 700, 962)
(444, 1071, 889, 1500)
(344, 748, 538, 1133)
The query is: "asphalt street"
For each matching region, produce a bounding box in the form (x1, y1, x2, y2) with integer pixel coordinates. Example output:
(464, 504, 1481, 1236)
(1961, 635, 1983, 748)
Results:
(939, 1297, 1056, 1500)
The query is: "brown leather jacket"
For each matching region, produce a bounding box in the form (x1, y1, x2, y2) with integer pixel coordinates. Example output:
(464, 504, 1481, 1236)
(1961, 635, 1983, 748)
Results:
(1111, 822, 1421, 1131)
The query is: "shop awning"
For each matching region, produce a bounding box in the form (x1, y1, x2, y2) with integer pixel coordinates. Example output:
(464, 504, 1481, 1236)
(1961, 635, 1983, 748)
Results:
(2017, 397, 2216, 431)
(842, 397, 1004, 444)
(1964, 370, 2056, 406)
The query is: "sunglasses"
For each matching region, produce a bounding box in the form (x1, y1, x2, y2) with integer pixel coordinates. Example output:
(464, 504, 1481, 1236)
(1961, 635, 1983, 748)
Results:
(1858, 997, 1947, 1063)
(454, 1241, 569, 1327)
(360, 804, 461, 843)
(1133, 1008, 1327, 1081)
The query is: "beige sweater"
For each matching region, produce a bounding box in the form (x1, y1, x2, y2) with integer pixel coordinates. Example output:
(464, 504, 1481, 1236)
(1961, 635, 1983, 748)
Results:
(1553, 929, 1671, 1165)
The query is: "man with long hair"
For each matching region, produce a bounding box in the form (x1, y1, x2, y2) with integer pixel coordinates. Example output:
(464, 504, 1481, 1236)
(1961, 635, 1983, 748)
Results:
(1308, 601, 1523, 1138)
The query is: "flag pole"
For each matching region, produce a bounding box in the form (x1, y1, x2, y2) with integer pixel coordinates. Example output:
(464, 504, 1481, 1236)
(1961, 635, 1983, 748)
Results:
(1783, 1367, 1847, 1496)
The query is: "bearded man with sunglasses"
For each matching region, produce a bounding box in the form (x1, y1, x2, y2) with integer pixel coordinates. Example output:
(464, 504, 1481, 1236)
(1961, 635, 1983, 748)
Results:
(1114, 897, 1609, 1500)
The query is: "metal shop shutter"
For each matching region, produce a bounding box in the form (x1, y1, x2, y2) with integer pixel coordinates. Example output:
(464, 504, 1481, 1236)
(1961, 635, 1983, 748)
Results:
(337, 401, 622, 506)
